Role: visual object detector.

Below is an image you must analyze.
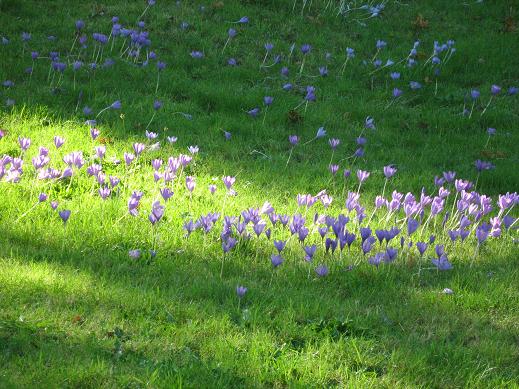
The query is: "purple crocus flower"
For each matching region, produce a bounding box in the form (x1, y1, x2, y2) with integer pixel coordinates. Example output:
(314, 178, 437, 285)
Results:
(315, 265, 329, 277)
(148, 201, 165, 225)
(160, 187, 174, 202)
(59, 209, 71, 224)
(329, 138, 340, 150)
(236, 286, 247, 298)
(410, 81, 422, 90)
(111, 100, 122, 109)
(271, 254, 284, 267)
(264, 96, 274, 106)
(356, 170, 370, 183)
(365, 116, 375, 130)
(273, 240, 286, 253)
(315, 127, 326, 139)
(443, 171, 456, 183)
(18, 137, 31, 152)
(503, 216, 516, 230)
(282, 83, 293, 91)
(38, 193, 48, 202)
(301, 44, 311, 55)
(289, 135, 299, 146)
(222, 237, 237, 254)
(124, 152, 135, 166)
(186, 176, 196, 192)
(470, 90, 480, 100)
(129, 249, 141, 259)
(434, 245, 444, 258)
(247, 108, 260, 117)
(385, 247, 398, 262)
(432, 255, 453, 270)
(190, 51, 204, 59)
(383, 165, 397, 179)
(416, 242, 428, 256)
(53, 136, 65, 149)
(109, 176, 120, 188)
(476, 226, 489, 244)
(362, 236, 376, 255)
(491, 85, 501, 95)
(368, 253, 384, 267)
(98, 186, 111, 200)
(407, 218, 419, 235)
(304, 245, 317, 262)
(157, 61, 166, 71)
(474, 159, 495, 172)
(223, 176, 236, 190)
(133, 143, 145, 156)
(329, 164, 339, 175)
(392, 88, 403, 98)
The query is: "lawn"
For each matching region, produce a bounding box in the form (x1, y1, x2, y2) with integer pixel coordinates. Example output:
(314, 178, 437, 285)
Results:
(1, 0, 518, 387)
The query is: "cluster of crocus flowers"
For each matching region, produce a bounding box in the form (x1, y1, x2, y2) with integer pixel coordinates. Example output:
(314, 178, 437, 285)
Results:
(1, 126, 517, 280)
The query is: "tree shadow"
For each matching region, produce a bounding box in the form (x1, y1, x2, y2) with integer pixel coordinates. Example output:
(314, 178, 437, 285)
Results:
(1, 225, 518, 387)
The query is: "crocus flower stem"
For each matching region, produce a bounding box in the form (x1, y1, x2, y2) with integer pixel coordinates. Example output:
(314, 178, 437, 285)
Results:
(302, 137, 317, 146)
(371, 48, 380, 62)
(484, 135, 491, 149)
(262, 107, 268, 125)
(285, 146, 295, 168)
(96, 106, 110, 118)
(220, 253, 226, 279)
(221, 37, 230, 54)
(469, 101, 475, 119)
(115, 213, 127, 225)
(146, 112, 156, 130)
(260, 52, 268, 67)
(419, 214, 432, 235)
(474, 172, 481, 190)
(329, 150, 335, 167)
(69, 34, 78, 56)
(449, 192, 458, 222)
(15, 202, 39, 223)
(292, 100, 306, 111)
(269, 271, 275, 287)
(340, 58, 349, 75)
(299, 57, 305, 75)
(138, 4, 151, 20)
(471, 244, 480, 267)
(155, 73, 160, 94)
(381, 178, 388, 198)
(480, 96, 493, 116)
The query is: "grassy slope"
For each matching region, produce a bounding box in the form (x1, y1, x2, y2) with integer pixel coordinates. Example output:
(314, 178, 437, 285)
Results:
(1, 0, 519, 387)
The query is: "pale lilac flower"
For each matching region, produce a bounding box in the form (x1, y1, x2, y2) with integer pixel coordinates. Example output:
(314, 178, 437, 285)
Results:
(356, 170, 370, 183)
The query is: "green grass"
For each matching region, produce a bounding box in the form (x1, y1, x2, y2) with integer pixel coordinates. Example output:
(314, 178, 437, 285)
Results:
(1, 0, 519, 387)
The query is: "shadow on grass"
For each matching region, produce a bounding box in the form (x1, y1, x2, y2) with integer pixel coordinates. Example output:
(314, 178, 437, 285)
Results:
(1, 225, 518, 387)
